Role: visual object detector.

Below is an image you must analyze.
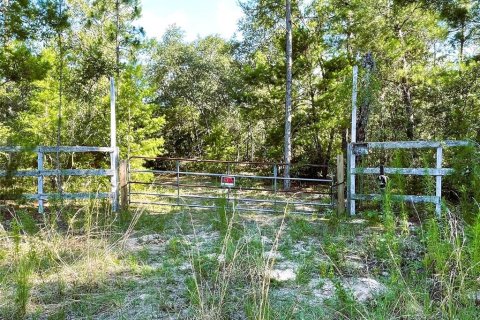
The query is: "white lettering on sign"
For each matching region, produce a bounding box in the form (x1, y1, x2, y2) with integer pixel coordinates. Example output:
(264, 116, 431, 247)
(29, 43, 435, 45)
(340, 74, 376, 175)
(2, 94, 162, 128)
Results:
(221, 176, 235, 187)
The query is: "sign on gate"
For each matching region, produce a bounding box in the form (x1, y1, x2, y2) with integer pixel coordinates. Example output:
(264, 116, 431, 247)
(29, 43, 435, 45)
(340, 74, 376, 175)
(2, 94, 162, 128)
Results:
(221, 176, 235, 187)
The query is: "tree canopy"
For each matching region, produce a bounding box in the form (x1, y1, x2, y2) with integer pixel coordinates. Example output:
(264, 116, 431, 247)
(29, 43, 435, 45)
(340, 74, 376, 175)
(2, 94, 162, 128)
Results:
(1, 0, 479, 163)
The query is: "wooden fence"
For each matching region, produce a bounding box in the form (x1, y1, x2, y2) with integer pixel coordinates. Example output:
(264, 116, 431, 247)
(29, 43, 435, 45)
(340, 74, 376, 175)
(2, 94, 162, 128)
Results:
(0, 146, 119, 213)
(347, 140, 471, 216)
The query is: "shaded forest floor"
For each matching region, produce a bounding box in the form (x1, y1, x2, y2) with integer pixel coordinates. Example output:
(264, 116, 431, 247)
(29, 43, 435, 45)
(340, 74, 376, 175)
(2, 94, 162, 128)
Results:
(0, 205, 479, 319)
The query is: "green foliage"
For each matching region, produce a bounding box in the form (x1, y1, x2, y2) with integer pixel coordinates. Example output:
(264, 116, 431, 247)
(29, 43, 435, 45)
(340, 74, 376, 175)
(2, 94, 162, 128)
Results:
(424, 218, 451, 274)
(185, 276, 201, 307)
(0, 42, 50, 84)
(166, 237, 187, 258)
(323, 236, 346, 269)
(1, 0, 479, 217)
(14, 250, 36, 319)
(133, 213, 167, 233)
(448, 145, 480, 220)
(192, 254, 219, 280)
(295, 253, 316, 285)
(287, 216, 318, 241)
(329, 280, 358, 319)
(244, 295, 272, 320)
(149, 29, 241, 160)
(211, 196, 240, 236)
(419, 212, 479, 318)
(1, 2, 480, 318)
(469, 212, 480, 275)
(13, 210, 38, 235)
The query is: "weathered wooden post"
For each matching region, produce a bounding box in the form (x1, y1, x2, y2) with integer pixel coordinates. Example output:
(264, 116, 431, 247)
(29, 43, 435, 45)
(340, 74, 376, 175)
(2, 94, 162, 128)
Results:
(351, 65, 358, 144)
(37, 150, 44, 214)
(110, 77, 119, 212)
(119, 160, 128, 210)
(347, 65, 358, 216)
(273, 164, 278, 212)
(176, 160, 180, 205)
(435, 146, 443, 216)
(336, 154, 345, 214)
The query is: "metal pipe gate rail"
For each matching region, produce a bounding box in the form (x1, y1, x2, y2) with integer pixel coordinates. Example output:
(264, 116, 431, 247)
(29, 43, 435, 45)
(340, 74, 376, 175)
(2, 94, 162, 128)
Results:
(127, 157, 335, 215)
(0, 146, 119, 213)
(347, 140, 471, 216)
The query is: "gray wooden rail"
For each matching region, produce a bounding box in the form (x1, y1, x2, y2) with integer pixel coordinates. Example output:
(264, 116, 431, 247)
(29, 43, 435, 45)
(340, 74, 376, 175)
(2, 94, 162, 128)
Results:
(0, 146, 119, 213)
(347, 140, 471, 216)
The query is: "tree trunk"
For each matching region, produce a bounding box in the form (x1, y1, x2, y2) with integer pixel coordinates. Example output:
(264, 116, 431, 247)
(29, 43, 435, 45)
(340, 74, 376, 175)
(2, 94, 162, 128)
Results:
(459, 21, 465, 64)
(284, 0, 293, 190)
(356, 53, 374, 142)
(115, 0, 120, 79)
(324, 128, 335, 177)
(397, 28, 414, 140)
(401, 76, 414, 140)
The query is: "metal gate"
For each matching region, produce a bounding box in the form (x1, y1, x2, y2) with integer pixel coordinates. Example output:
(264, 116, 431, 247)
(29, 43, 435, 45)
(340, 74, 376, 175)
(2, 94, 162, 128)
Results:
(127, 157, 334, 215)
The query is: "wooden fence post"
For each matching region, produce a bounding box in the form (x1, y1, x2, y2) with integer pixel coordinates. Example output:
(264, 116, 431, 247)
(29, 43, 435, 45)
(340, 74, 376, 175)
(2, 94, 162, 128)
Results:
(435, 146, 443, 216)
(336, 154, 345, 214)
(347, 143, 356, 215)
(119, 160, 128, 210)
(110, 77, 118, 212)
(37, 151, 44, 215)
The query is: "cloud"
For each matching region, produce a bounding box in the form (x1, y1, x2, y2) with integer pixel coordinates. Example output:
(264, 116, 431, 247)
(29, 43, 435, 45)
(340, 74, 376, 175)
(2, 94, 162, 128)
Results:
(137, 10, 189, 40)
(136, 0, 244, 41)
(216, 1, 243, 39)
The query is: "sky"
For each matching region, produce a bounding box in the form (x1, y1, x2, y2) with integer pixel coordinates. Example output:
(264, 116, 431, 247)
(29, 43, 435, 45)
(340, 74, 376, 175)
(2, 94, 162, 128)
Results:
(136, 0, 244, 42)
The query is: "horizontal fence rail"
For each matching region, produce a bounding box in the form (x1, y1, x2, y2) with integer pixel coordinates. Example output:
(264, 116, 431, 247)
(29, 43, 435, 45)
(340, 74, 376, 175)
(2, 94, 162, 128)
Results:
(351, 167, 454, 176)
(352, 194, 438, 203)
(130, 156, 329, 168)
(0, 169, 114, 177)
(127, 157, 335, 215)
(357, 140, 470, 150)
(0, 146, 114, 153)
(1, 192, 113, 200)
(129, 169, 332, 183)
(0, 146, 118, 213)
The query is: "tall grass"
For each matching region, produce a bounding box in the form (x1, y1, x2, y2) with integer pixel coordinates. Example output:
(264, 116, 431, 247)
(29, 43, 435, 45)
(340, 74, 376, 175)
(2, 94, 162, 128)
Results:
(186, 202, 288, 320)
(0, 200, 145, 319)
(13, 249, 36, 319)
(365, 164, 480, 319)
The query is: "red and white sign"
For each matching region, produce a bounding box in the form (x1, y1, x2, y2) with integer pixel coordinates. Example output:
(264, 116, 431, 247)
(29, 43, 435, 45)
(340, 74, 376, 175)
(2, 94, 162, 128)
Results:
(221, 176, 235, 187)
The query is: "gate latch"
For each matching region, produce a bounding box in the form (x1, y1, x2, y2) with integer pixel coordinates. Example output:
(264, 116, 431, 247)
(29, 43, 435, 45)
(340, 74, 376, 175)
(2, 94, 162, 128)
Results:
(378, 165, 388, 189)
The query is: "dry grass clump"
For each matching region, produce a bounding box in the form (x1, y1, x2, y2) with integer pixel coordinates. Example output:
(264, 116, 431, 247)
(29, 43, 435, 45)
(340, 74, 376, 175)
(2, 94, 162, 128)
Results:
(0, 205, 143, 319)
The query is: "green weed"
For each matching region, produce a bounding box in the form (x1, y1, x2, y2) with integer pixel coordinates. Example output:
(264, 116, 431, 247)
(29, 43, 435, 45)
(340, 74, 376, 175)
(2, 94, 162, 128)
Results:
(14, 249, 36, 319)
